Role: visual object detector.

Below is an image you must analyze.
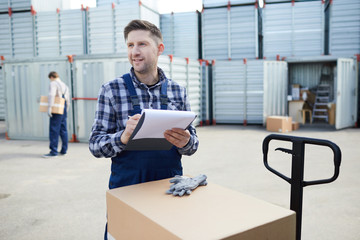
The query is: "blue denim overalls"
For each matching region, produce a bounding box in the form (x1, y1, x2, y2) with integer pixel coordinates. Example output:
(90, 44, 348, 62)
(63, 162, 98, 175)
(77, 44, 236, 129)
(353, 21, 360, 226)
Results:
(49, 95, 67, 155)
(108, 73, 183, 189)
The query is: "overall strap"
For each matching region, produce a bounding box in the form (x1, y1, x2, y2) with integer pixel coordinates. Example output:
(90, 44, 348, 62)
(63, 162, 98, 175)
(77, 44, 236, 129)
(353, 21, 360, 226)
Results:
(122, 73, 141, 113)
(160, 80, 168, 110)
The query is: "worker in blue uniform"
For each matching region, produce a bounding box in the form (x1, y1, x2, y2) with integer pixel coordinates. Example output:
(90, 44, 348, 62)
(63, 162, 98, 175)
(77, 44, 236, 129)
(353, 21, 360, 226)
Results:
(88, 20, 199, 239)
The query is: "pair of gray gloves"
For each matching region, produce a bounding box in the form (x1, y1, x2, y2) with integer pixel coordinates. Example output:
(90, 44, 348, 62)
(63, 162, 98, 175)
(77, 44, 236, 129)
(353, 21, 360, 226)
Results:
(166, 174, 208, 197)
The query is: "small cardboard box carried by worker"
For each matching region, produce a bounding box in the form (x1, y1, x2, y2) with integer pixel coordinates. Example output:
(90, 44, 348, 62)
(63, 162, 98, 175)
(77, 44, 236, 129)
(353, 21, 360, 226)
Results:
(39, 96, 65, 114)
(106, 178, 296, 240)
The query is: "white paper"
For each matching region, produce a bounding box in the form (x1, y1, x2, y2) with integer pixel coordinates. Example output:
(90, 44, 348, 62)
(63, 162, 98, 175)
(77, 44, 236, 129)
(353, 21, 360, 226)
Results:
(132, 109, 196, 140)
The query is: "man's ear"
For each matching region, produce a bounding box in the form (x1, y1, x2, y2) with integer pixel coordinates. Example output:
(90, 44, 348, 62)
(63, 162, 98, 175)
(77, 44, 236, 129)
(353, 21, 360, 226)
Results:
(158, 43, 165, 56)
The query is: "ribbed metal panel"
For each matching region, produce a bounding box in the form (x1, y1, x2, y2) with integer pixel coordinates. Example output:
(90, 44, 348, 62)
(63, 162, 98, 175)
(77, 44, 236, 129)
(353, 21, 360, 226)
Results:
(0, 66, 5, 120)
(35, 11, 60, 57)
(3, 57, 72, 140)
(161, 12, 199, 59)
(0, 14, 12, 58)
(11, 12, 35, 58)
(336, 58, 358, 129)
(0, 1, 8, 11)
(293, 1, 324, 56)
(203, 0, 256, 8)
(230, 5, 258, 59)
(213, 60, 246, 123)
(59, 9, 85, 55)
(263, 1, 324, 59)
(246, 60, 264, 123)
(203, 7, 230, 60)
(200, 61, 210, 123)
(113, 2, 159, 56)
(263, 61, 288, 121)
(97, 0, 158, 11)
(87, 6, 115, 54)
(329, 0, 360, 57)
(202, 5, 258, 60)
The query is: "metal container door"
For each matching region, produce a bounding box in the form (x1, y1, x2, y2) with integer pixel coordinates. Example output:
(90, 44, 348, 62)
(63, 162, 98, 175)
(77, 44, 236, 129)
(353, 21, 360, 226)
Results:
(335, 58, 358, 129)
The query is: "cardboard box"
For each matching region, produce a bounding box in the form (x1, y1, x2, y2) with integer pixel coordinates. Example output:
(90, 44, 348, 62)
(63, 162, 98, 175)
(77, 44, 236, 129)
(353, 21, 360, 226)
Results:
(39, 96, 65, 114)
(292, 121, 300, 130)
(328, 103, 336, 125)
(106, 179, 296, 240)
(266, 116, 292, 133)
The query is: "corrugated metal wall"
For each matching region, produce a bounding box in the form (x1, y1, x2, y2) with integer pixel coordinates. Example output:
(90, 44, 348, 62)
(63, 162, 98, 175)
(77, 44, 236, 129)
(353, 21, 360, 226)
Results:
(35, 11, 60, 57)
(0, 14, 11, 58)
(203, 0, 256, 8)
(0, 66, 5, 120)
(86, 6, 114, 54)
(202, 4, 258, 60)
(263, 1, 324, 59)
(329, 0, 360, 57)
(59, 9, 85, 56)
(0, 0, 71, 12)
(11, 12, 36, 58)
(3, 57, 73, 140)
(160, 12, 199, 60)
(212, 59, 280, 124)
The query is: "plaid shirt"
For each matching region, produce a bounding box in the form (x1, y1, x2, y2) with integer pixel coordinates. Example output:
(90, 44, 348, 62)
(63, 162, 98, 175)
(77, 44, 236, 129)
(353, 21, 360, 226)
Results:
(89, 67, 199, 158)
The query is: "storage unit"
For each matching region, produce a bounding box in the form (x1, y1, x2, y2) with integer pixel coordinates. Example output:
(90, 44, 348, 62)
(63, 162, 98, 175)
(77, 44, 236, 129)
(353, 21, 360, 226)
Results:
(203, 0, 257, 8)
(2, 57, 73, 140)
(202, 4, 259, 60)
(328, 0, 360, 57)
(212, 59, 287, 124)
(287, 56, 358, 129)
(262, 1, 324, 59)
(72, 54, 201, 142)
(160, 11, 200, 60)
(0, 0, 71, 12)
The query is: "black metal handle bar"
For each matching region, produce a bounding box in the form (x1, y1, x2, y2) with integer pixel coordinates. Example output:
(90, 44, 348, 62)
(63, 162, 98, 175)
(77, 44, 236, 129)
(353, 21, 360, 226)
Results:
(263, 134, 341, 186)
(262, 134, 341, 240)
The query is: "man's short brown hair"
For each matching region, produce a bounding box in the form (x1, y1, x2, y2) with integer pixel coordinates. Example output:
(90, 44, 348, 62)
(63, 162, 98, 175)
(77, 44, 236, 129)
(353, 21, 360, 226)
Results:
(124, 19, 163, 43)
(48, 71, 59, 79)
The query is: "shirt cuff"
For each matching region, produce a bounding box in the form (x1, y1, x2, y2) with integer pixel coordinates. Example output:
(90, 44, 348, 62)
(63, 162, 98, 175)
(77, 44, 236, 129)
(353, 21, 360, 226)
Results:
(111, 130, 126, 152)
(178, 135, 194, 152)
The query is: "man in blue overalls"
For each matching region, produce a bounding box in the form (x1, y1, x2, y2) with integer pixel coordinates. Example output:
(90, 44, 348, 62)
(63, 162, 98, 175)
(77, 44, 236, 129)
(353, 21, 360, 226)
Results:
(89, 20, 199, 239)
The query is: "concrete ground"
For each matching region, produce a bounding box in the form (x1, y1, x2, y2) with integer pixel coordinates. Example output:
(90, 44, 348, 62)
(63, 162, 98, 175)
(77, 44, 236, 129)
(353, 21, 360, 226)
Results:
(0, 120, 359, 240)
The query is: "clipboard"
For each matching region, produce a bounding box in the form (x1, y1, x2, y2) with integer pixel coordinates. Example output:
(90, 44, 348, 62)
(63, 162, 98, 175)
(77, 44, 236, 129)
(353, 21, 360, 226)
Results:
(124, 109, 197, 151)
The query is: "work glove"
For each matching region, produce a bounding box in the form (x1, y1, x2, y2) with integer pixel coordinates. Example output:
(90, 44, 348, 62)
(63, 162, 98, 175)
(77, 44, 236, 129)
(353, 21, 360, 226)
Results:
(166, 174, 208, 197)
(47, 108, 52, 118)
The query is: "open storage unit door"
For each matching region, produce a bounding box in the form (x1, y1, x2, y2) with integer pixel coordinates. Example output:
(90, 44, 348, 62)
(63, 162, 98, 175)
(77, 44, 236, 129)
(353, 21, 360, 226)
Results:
(335, 58, 358, 130)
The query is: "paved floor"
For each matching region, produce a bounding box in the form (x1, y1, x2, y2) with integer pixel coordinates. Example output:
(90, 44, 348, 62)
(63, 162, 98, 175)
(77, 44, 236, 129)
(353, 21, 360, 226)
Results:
(0, 120, 359, 240)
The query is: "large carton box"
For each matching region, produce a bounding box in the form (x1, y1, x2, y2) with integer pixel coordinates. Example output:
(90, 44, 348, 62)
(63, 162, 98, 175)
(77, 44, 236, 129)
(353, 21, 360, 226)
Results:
(106, 179, 296, 240)
(266, 116, 292, 133)
(39, 96, 65, 114)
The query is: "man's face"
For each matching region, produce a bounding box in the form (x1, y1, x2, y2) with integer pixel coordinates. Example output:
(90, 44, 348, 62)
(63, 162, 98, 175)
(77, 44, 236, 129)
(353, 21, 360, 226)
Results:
(126, 30, 163, 77)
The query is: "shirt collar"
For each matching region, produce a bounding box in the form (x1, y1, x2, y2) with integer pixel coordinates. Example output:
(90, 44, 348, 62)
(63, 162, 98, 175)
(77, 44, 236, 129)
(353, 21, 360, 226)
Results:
(129, 67, 167, 89)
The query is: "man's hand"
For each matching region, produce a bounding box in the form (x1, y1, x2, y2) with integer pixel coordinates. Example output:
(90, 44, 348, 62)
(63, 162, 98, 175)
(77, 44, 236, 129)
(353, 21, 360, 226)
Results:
(164, 128, 191, 148)
(121, 114, 141, 144)
(47, 108, 52, 118)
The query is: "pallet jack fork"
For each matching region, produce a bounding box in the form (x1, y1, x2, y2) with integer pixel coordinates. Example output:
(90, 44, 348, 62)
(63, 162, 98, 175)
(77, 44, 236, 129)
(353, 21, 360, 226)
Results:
(262, 134, 341, 240)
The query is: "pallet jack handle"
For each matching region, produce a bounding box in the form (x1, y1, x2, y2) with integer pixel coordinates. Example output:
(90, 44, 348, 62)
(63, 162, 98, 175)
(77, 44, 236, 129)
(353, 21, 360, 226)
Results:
(262, 134, 341, 240)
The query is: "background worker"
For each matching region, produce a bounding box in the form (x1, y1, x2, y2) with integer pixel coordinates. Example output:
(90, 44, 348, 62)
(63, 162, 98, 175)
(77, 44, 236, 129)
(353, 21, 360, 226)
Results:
(88, 19, 199, 239)
(43, 71, 70, 158)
